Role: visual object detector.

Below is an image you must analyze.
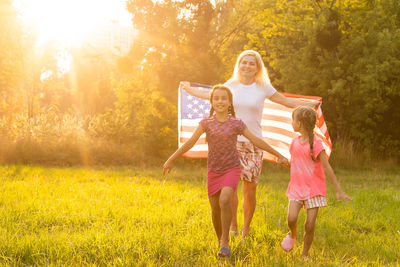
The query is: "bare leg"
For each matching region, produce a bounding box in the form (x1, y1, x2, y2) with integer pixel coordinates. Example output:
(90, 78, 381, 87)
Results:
(302, 207, 318, 257)
(287, 200, 303, 238)
(219, 187, 234, 248)
(242, 180, 257, 236)
(230, 188, 238, 233)
(208, 191, 222, 246)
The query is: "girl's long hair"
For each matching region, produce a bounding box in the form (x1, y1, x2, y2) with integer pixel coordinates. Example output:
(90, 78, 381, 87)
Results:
(293, 106, 317, 161)
(231, 50, 271, 88)
(209, 85, 236, 117)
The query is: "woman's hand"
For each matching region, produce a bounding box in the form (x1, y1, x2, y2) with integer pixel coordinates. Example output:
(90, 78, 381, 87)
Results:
(163, 160, 174, 176)
(336, 191, 353, 201)
(181, 81, 191, 93)
(180, 81, 210, 99)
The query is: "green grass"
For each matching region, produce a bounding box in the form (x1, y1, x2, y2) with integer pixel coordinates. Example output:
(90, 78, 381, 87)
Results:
(0, 164, 399, 266)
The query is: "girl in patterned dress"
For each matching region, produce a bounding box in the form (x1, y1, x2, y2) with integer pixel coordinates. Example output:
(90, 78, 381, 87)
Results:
(281, 106, 352, 258)
(163, 85, 288, 257)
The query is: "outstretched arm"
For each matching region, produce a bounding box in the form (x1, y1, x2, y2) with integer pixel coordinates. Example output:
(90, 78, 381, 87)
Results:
(181, 81, 210, 100)
(269, 92, 321, 109)
(163, 125, 204, 176)
(242, 129, 289, 166)
(318, 152, 353, 201)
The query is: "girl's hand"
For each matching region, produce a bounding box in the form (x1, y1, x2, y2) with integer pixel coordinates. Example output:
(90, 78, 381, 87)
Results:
(336, 191, 353, 201)
(277, 156, 290, 167)
(163, 160, 174, 176)
(310, 100, 321, 108)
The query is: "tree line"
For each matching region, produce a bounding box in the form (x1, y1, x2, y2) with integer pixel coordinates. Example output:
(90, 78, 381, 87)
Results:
(0, 0, 399, 165)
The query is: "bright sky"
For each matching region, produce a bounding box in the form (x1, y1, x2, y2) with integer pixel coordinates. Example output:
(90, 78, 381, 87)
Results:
(14, 0, 215, 74)
(15, 0, 133, 47)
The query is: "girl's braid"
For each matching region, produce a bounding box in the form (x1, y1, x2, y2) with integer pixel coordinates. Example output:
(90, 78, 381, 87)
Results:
(294, 106, 317, 161)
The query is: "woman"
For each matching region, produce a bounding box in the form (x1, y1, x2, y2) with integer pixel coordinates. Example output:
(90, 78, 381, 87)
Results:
(182, 50, 319, 237)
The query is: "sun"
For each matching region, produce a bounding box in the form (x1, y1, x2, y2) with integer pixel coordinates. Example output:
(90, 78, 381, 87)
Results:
(15, 0, 132, 47)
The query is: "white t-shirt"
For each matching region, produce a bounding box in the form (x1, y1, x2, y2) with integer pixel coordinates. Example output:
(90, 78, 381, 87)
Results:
(224, 79, 277, 142)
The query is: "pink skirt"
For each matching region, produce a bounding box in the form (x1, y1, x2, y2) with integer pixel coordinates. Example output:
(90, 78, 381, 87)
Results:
(207, 166, 241, 197)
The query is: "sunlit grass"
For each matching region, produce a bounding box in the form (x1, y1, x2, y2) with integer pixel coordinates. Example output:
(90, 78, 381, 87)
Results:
(0, 165, 398, 265)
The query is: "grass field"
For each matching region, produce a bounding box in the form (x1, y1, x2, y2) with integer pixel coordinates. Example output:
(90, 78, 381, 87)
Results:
(0, 164, 399, 266)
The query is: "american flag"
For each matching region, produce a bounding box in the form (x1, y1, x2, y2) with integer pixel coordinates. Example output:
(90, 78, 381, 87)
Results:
(178, 82, 332, 162)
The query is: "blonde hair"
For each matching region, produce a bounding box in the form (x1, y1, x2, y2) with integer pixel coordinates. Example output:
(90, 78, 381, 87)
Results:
(231, 50, 271, 88)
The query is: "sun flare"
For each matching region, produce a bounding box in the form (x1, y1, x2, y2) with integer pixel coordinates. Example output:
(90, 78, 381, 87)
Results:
(16, 0, 132, 47)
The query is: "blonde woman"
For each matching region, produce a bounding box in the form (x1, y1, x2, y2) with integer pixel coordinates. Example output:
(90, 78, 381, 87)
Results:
(182, 50, 319, 237)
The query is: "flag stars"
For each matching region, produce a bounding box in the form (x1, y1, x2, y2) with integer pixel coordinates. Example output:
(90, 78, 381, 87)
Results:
(182, 90, 211, 120)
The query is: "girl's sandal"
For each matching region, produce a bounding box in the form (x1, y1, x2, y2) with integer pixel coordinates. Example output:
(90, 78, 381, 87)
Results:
(281, 234, 295, 252)
(217, 247, 231, 258)
(229, 230, 239, 237)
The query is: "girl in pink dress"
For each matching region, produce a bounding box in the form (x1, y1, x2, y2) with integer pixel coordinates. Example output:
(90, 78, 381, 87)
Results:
(281, 106, 352, 258)
(163, 85, 288, 258)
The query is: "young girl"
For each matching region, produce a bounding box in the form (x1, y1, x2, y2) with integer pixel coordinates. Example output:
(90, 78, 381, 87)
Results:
(163, 85, 289, 258)
(281, 106, 352, 258)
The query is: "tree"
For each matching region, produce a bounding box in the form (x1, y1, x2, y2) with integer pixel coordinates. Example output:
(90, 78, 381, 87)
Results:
(248, 0, 400, 157)
(67, 46, 117, 115)
(126, 0, 223, 101)
(0, 0, 24, 115)
(22, 41, 61, 118)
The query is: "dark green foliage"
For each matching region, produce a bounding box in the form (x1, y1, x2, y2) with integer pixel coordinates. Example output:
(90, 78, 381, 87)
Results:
(248, 0, 400, 157)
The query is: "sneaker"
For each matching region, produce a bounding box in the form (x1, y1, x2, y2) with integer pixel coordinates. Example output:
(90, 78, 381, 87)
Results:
(281, 234, 295, 252)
